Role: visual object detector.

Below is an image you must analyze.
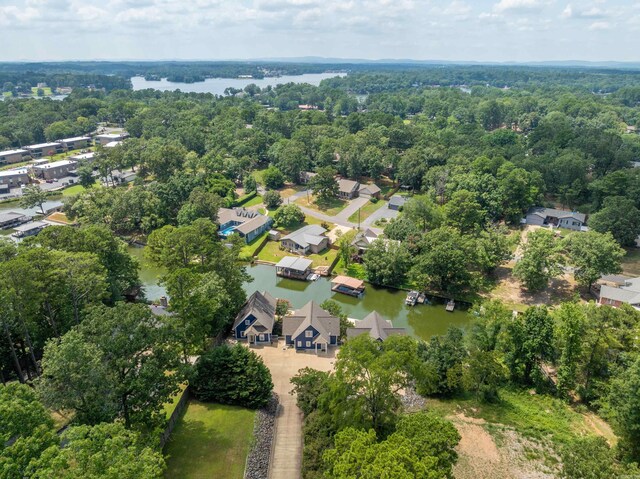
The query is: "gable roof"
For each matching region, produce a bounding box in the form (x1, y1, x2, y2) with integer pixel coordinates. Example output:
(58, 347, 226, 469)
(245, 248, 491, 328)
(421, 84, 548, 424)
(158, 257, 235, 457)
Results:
(338, 179, 359, 194)
(283, 301, 340, 343)
(346, 311, 406, 341)
(358, 183, 381, 195)
(281, 224, 327, 248)
(232, 291, 277, 331)
(275, 256, 313, 272)
(352, 229, 379, 247)
(527, 207, 586, 224)
(235, 215, 270, 235)
(389, 195, 406, 207)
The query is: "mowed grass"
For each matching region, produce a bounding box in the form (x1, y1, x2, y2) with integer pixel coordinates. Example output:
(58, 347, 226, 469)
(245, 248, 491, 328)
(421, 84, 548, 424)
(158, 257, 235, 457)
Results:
(294, 194, 347, 216)
(333, 258, 367, 280)
(239, 231, 269, 260)
(347, 199, 385, 223)
(257, 240, 338, 268)
(164, 401, 255, 479)
(427, 388, 600, 446)
(621, 248, 640, 276)
(31, 86, 53, 96)
(240, 194, 263, 208)
(61, 184, 86, 196)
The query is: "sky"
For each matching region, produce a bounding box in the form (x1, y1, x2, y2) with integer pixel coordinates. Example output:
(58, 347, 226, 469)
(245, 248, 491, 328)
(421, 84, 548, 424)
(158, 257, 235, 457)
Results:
(0, 0, 638, 63)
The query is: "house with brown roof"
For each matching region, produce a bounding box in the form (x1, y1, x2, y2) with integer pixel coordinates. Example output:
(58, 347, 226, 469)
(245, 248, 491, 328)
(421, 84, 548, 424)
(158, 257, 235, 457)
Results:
(283, 301, 340, 352)
(337, 179, 360, 199)
(233, 291, 277, 345)
(217, 207, 273, 243)
(346, 311, 406, 342)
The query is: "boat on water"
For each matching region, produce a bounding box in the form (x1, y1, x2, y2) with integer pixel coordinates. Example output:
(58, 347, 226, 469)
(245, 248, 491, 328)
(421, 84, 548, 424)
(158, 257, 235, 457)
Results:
(405, 290, 419, 306)
(445, 299, 455, 312)
(417, 293, 426, 304)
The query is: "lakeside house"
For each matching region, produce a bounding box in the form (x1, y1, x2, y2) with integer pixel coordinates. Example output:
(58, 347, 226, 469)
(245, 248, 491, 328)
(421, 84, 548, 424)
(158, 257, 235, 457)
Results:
(280, 224, 329, 254)
(32, 159, 77, 180)
(11, 221, 48, 239)
(599, 276, 640, 310)
(60, 136, 91, 151)
(217, 207, 273, 244)
(525, 207, 586, 231)
(0, 168, 30, 191)
(346, 311, 406, 342)
(0, 212, 30, 230)
(275, 256, 313, 280)
(26, 142, 64, 158)
(283, 301, 340, 353)
(0, 149, 29, 166)
(337, 179, 360, 199)
(352, 228, 380, 255)
(388, 195, 406, 211)
(233, 291, 277, 345)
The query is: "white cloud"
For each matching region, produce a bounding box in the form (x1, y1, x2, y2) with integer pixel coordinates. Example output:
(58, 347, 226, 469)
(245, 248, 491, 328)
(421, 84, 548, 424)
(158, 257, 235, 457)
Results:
(561, 4, 572, 18)
(443, 1, 472, 17)
(493, 0, 545, 14)
(588, 21, 610, 30)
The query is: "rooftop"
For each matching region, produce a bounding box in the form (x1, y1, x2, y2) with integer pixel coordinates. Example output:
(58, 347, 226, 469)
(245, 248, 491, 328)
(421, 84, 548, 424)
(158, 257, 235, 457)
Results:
(338, 178, 359, 193)
(61, 136, 91, 142)
(0, 149, 28, 156)
(0, 211, 28, 222)
(26, 142, 62, 150)
(283, 301, 340, 343)
(346, 311, 406, 341)
(0, 168, 28, 177)
(601, 277, 640, 307)
(32, 159, 77, 170)
(527, 207, 586, 223)
(232, 291, 277, 332)
(275, 256, 313, 272)
(281, 224, 327, 248)
(331, 275, 365, 290)
(389, 195, 407, 207)
(12, 221, 48, 233)
(359, 183, 381, 194)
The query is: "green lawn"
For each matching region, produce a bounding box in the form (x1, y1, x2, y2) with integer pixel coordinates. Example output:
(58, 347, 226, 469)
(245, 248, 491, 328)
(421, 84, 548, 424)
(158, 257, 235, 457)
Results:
(61, 184, 87, 196)
(2, 92, 12, 98)
(257, 240, 338, 268)
(240, 194, 263, 208)
(31, 86, 53, 96)
(427, 388, 602, 447)
(164, 401, 255, 479)
(347, 199, 385, 223)
(621, 248, 640, 276)
(239, 231, 269, 260)
(294, 195, 347, 216)
(333, 258, 367, 280)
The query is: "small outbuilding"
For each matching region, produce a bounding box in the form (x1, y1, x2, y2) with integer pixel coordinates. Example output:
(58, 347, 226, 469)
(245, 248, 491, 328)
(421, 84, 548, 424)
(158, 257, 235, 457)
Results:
(275, 256, 313, 280)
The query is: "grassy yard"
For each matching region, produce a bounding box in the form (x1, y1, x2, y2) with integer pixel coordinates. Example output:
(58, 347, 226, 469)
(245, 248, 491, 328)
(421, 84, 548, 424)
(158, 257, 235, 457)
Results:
(332, 258, 367, 280)
(240, 194, 263, 208)
(31, 86, 53, 96)
(257, 240, 338, 268)
(347, 199, 385, 223)
(427, 388, 605, 447)
(621, 248, 640, 276)
(61, 184, 86, 196)
(239, 231, 269, 260)
(294, 194, 347, 216)
(164, 401, 255, 479)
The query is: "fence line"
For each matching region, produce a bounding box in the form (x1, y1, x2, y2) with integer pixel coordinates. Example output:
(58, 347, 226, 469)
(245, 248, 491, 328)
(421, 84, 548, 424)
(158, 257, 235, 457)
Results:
(160, 386, 190, 450)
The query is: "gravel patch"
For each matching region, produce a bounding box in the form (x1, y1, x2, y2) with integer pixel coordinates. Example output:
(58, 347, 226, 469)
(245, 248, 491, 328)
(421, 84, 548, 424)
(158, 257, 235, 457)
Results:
(245, 394, 279, 479)
(401, 386, 427, 412)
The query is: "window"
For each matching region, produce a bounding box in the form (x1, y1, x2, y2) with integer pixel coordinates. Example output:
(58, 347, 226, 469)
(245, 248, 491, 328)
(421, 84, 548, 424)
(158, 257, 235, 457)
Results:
(259, 334, 264, 341)
(297, 340, 302, 347)
(241, 331, 246, 337)
(305, 330, 313, 338)
(245, 319, 251, 325)
(306, 341, 311, 347)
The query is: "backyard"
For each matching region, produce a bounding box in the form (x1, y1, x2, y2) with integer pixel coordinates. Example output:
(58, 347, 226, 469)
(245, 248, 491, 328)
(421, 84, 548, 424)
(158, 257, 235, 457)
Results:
(621, 248, 640, 276)
(164, 401, 255, 479)
(257, 240, 339, 268)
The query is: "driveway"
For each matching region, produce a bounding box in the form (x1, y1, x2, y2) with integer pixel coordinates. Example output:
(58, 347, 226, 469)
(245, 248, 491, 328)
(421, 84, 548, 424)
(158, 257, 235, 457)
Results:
(253, 342, 336, 479)
(335, 197, 369, 222)
(362, 204, 399, 228)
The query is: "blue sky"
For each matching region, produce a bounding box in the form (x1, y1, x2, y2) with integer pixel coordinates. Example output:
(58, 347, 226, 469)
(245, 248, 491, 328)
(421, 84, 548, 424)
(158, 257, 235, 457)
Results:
(0, 0, 637, 62)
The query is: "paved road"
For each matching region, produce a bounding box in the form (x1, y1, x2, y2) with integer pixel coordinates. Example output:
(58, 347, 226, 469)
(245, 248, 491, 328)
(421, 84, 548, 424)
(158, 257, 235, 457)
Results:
(362, 203, 399, 227)
(254, 343, 335, 479)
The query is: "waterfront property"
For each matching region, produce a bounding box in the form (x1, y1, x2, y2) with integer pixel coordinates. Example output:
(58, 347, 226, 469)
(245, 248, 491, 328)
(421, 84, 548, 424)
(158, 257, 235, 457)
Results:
(0, 149, 29, 166)
(599, 276, 640, 310)
(525, 207, 586, 231)
(59, 136, 91, 151)
(218, 207, 273, 243)
(275, 256, 313, 280)
(283, 301, 340, 352)
(346, 311, 406, 341)
(280, 224, 329, 255)
(11, 221, 48, 239)
(25, 142, 64, 158)
(352, 228, 380, 255)
(331, 275, 365, 297)
(32, 159, 77, 180)
(233, 291, 277, 345)
(0, 212, 30, 229)
(0, 168, 30, 189)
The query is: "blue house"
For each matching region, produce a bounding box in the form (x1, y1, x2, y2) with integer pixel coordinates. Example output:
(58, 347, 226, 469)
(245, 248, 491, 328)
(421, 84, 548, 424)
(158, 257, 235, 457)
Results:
(283, 301, 340, 353)
(218, 208, 273, 243)
(233, 291, 277, 345)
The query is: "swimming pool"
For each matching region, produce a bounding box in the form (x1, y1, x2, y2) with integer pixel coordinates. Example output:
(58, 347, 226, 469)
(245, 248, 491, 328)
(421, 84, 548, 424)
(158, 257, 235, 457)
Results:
(220, 226, 237, 237)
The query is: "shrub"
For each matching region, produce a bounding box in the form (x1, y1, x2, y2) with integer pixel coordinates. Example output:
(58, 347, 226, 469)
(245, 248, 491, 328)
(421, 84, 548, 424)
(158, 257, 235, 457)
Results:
(191, 344, 273, 409)
(263, 190, 283, 209)
(274, 204, 305, 227)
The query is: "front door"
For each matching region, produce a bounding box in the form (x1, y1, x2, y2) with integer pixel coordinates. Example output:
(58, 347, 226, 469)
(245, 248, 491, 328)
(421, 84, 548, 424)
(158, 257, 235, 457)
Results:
(248, 334, 255, 344)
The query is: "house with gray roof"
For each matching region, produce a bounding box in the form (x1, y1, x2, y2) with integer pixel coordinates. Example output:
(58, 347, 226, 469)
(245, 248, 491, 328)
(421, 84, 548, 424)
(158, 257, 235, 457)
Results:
(525, 207, 586, 231)
(217, 207, 273, 243)
(275, 256, 313, 280)
(281, 224, 329, 254)
(0, 149, 29, 166)
(358, 183, 381, 199)
(337, 179, 360, 199)
(233, 291, 277, 345)
(283, 301, 340, 352)
(388, 195, 406, 211)
(346, 311, 406, 342)
(599, 277, 640, 310)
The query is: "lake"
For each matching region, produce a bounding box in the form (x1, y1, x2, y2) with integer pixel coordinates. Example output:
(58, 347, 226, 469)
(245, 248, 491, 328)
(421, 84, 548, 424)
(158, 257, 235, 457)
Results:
(127, 246, 472, 341)
(130, 73, 347, 95)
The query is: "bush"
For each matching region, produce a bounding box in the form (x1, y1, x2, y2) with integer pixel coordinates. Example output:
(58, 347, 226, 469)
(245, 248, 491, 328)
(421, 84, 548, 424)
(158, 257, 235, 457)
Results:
(370, 197, 379, 204)
(244, 175, 257, 192)
(263, 190, 283, 209)
(191, 344, 273, 409)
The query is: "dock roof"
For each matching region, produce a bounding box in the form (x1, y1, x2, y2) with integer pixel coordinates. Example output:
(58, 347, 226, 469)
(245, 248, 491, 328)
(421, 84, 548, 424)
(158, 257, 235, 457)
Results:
(275, 256, 313, 272)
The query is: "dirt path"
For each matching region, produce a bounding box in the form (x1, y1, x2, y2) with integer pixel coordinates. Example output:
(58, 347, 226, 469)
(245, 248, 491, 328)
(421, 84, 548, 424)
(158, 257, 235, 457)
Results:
(253, 342, 335, 479)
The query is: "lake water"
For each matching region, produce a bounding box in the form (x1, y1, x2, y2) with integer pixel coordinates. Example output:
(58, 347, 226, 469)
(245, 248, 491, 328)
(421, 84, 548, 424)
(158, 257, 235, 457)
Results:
(130, 73, 347, 95)
(127, 246, 471, 341)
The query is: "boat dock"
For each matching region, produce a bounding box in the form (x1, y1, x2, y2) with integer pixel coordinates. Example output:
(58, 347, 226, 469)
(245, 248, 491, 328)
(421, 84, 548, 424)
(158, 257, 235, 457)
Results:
(446, 299, 455, 312)
(331, 275, 365, 297)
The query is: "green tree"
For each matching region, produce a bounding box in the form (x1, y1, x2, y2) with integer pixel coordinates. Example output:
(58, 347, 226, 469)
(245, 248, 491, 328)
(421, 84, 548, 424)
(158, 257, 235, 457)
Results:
(243, 174, 257, 192)
(513, 229, 562, 292)
(607, 356, 640, 461)
(273, 204, 305, 227)
(462, 350, 506, 402)
(589, 196, 640, 247)
(191, 344, 273, 409)
(176, 187, 224, 226)
(553, 303, 586, 398)
(444, 189, 486, 233)
(76, 164, 96, 189)
(402, 195, 442, 232)
(263, 190, 283, 209)
(363, 239, 411, 287)
(560, 437, 619, 479)
(262, 166, 285, 189)
(20, 185, 48, 215)
(309, 167, 338, 202)
(290, 367, 332, 416)
(563, 230, 625, 290)
(336, 230, 356, 270)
